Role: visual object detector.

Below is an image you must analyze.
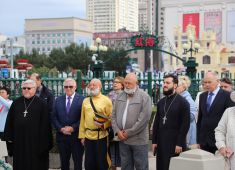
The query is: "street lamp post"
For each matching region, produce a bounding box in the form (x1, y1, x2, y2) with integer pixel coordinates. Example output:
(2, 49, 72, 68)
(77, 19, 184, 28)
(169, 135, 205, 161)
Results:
(182, 35, 200, 79)
(90, 37, 108, 78)
(7, 38, 14, 78)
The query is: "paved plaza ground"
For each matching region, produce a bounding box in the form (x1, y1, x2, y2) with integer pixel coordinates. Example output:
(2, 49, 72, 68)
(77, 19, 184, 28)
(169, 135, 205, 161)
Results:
(49, 151, 156, 170)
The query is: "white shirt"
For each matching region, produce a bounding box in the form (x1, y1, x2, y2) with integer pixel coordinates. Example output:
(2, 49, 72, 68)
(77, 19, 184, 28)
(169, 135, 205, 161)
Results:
(122, 98, 130, 129)
(208, 86, 220, 105)
(66, 93, 75, 106)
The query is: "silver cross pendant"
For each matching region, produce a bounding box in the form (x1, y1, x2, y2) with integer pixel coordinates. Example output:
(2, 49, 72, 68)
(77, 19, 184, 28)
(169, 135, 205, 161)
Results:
(23, 110, 28, 117)
(163, 116, 167, 125)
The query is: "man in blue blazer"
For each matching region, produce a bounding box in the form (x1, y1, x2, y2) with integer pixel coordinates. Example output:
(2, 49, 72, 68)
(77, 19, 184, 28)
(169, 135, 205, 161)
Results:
(52, 78, 84, 170)
(197, 72, 235, 153)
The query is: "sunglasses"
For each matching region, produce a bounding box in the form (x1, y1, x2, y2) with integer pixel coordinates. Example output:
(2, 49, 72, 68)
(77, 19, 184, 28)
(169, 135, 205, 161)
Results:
(22, 87, 34, 90)
(64, 86, 74, 89)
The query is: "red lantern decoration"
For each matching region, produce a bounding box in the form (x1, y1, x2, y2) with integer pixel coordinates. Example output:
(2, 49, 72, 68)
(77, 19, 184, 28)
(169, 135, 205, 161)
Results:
(0, 60, 8, 67)
(17, 59, 28, 65)
(16, 65, 27, 72)
(26, 63, 33, 70)
(1, 64, 11, 68)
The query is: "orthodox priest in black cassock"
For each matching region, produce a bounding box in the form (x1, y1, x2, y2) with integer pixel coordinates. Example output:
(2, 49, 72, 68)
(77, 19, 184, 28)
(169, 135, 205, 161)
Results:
(4, 79, 52, 170)
(152, 74, 190, 170)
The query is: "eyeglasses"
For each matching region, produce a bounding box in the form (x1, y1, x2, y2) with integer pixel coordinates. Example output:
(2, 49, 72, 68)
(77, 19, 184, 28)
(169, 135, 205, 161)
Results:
(22, 87, 34, 90)
(64, 86, 74, 89)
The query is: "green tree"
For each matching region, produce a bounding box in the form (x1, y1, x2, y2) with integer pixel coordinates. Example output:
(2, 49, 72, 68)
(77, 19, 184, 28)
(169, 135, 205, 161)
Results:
(15, 49, 48, 68)
(48, 48, 67, 72)
(64, 43, 92, 73)
(102, 48, 129, 73)
(28, 66, 50, 77)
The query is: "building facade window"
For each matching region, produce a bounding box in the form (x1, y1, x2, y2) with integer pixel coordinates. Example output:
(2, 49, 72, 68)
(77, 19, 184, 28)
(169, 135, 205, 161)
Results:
(203, 55, 211, 64)
(228, 56, 235, 64)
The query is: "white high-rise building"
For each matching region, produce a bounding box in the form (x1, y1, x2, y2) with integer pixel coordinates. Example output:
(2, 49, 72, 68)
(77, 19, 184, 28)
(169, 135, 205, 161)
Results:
(86, 0, 138, 32)
(138, 0, 157, 34)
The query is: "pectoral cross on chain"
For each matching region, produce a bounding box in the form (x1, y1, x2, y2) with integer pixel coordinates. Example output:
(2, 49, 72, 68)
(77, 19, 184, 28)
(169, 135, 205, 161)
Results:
(163, 116, 167, 124)
(23, 110, 28, 117)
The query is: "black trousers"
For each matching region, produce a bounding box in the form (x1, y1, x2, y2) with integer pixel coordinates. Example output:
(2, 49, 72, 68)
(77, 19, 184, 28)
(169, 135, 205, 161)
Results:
(0, 132, 4, 140)
(84, 137, 110, 170)
(57, 135, 84, 170)
(201, 144, 217, 154)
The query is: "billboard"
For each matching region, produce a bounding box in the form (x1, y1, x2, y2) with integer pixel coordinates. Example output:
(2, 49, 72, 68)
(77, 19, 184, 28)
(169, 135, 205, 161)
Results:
(227, 11, 235, 43)
(204, 11, 222, 43)
(183, 13, 200, 39)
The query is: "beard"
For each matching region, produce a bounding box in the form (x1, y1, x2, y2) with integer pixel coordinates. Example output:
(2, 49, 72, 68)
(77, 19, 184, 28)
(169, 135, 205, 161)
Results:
(163, 87, 174, 96)
(90, 87, 100, 96)
(124, 87, 136, 95)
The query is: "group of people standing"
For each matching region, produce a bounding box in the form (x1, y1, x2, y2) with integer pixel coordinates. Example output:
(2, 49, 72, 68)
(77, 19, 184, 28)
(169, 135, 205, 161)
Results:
(0, 72, 152, 170)
(152, 71, 235, 170)
(1, 71, 235, 170)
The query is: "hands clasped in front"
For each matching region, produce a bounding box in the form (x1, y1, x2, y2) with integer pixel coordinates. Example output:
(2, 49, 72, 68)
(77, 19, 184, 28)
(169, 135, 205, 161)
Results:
(117, 130, 128, 141)
(151, 144, 183, 155)
(60, 126, 74, 135)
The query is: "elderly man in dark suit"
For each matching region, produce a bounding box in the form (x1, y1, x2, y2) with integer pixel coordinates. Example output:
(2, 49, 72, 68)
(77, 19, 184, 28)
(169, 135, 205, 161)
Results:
(197, 71, 235, 153)
(52, 78, 84, 170)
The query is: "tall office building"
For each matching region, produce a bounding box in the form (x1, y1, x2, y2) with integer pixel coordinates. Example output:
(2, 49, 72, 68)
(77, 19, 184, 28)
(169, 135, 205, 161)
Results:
(86, 0, 138, 32)
(138, 0, 157, 33)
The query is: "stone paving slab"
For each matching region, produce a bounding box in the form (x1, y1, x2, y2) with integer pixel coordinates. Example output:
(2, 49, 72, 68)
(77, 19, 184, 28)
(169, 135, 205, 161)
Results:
(49, 151, 156, 170)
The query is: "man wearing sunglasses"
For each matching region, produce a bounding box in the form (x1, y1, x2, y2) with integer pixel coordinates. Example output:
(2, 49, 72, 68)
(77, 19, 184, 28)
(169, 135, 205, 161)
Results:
(4, 79, 52, 170)
(52, 78, 84, 170)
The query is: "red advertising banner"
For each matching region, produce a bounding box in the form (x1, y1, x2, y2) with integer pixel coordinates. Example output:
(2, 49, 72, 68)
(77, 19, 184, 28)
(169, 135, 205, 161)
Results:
(204, 11, 222, 43)
(183, 13, 200, 39)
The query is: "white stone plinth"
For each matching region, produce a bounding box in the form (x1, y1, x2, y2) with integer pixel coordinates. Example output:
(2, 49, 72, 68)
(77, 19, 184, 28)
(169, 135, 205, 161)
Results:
(169, 149, 224, 170)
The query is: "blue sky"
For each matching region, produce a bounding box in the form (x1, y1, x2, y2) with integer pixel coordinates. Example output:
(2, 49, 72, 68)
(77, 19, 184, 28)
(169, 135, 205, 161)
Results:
(0, 0, 86, 36)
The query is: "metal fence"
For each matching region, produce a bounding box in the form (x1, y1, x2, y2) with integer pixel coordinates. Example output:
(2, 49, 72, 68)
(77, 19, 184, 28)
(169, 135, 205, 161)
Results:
(0, 71, 204, 101)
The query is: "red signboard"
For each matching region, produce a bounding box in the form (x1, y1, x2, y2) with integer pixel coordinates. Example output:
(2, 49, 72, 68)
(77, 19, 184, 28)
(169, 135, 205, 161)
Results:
(183, 13, 200, 39)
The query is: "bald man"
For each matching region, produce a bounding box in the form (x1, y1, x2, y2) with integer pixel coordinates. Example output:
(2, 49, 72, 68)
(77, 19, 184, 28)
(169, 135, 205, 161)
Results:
(112, 73, 152, 170)
(79, 79, 113, 170)
(197, 72, 235, 153)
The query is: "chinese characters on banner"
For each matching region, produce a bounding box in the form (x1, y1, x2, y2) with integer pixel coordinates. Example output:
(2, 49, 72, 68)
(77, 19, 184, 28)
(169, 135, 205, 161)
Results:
(134, 36, 157, 47)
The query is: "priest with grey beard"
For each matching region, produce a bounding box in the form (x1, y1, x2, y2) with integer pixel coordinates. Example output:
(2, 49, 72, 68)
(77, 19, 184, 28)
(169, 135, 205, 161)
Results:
(112, 73, 152, 170)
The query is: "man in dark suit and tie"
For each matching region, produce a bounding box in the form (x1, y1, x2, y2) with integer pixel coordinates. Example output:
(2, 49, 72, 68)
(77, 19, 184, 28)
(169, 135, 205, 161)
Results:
(197, 71, 235, 153)
(52, 78, 84, 170)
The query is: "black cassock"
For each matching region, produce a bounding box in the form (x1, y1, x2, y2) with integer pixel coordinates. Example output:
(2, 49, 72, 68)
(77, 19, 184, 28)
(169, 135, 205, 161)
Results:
(4, 96, 52, 170)
(152, 93, 190, 170)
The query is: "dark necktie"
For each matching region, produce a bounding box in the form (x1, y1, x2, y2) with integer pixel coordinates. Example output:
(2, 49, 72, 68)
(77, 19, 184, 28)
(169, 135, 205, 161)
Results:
(66, 96, 71, 113)
(206, 92, 214, 112)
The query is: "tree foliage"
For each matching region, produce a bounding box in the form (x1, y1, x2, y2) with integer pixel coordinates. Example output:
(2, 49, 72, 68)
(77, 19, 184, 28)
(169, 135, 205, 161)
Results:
(15, 43, 129, 74)
(102, 48, 129, 73)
